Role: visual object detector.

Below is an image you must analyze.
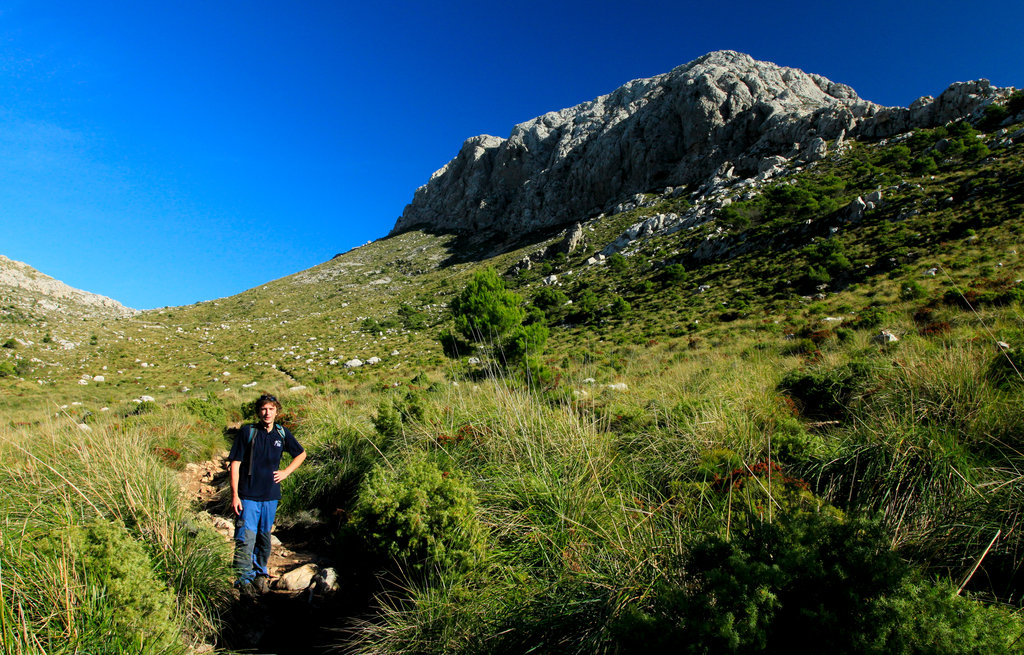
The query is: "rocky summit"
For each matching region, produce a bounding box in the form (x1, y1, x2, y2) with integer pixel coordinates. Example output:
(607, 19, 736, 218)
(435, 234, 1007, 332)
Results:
(392, 50, 1008, 238)
(0, 254, 136, 320)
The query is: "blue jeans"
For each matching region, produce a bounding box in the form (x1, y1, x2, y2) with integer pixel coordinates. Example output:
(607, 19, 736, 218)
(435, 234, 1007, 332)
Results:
(233, 499, 278, 585)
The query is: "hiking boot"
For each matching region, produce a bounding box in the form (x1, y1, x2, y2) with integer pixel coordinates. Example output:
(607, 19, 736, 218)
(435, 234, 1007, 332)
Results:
(235, 580, 259, 600)
(254, 576, 270, 594)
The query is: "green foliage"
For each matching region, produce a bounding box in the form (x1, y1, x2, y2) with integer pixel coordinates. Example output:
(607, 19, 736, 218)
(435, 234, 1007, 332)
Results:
(0, 360, 16, 377)
(1008, 90, 1024, 115)
(760, 174, 845, 228)
(779, 359, 872, 420)
(607, 252, 627, 271)
(352, 456, 485, 572)
(770, 415, 822, 464)
(439, 329, 472, 358)
(852, 305, 888, 329)
(533, 286, 569, 311)
(988, 348, 1024, 389)
(65, 520, 179, 649)
(661, 263, 688, 285)
(502, 322, 549, 364)
(450, 269, 524, 342)
(2, 337, 17, 349)
(612, 512, 1023, 654)
(899, 280, 926, 300)
(372, 400, 404, 441)
(125, 400, 158, 417)
(608, 296, 631, 318)
(398, 303, 428, 330)
(572, 287, 601, 322)
(182, 396, 226, 426)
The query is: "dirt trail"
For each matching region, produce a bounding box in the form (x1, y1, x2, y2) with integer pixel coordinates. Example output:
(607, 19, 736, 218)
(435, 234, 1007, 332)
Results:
(180, 453, 364, 653)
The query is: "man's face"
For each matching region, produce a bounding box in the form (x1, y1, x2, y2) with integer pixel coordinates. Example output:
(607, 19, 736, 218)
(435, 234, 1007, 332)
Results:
(258, 402, 278, 426)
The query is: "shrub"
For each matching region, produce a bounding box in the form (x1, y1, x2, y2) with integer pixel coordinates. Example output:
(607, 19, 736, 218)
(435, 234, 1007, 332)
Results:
(32, 520, 181, 651)
(852, 305, 888, 329)
(607, 253, 627, 271)
(662, 263, 688, 285)
(608, 296, 631, 318)
(398, 303, 428, 330)
(125, 401, 158, 417)
(182, 397, 226, 426)
(449, 269, 524, 342)
(352, 456, 485, 572)
(988, 348, 1024, 389)
(502, 322, 549, 365)
(373, 400, 404, 442)
(533, 286, 569, 311)
(771, 415, 822, 464)
(778, 359, 872, 420)
(439, 329, 471, 359)
(899, 280, 925, 300)
(611, 512, 1023, 654)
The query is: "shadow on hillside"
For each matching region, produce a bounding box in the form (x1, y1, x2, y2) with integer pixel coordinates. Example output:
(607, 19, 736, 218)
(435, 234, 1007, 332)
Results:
(382, 223, 574, 270)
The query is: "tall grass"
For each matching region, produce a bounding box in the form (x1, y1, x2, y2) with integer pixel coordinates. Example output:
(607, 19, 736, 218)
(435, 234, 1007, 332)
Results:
(334, 329, 1024, 652)
(0, 411, 231, 653)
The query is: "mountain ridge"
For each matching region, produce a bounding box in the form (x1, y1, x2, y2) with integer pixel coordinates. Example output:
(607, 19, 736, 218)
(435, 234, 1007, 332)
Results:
(0, 254, 136, 320)
(392, 50, 1010, 238)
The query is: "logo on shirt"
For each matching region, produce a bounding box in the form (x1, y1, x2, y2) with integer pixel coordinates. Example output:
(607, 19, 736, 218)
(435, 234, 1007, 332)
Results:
(274, 440, 282, 448)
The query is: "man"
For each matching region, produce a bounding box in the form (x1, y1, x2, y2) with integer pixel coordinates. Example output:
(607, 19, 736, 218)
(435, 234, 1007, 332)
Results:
(228, 393, 306, 594)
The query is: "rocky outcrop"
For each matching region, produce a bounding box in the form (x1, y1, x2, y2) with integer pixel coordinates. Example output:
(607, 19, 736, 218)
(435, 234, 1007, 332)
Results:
(392, 51, 1008, 238)
(0, 254, 136, 319)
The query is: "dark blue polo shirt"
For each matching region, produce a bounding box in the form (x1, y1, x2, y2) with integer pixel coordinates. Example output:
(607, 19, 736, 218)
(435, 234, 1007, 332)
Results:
(227, 423, 304, 501)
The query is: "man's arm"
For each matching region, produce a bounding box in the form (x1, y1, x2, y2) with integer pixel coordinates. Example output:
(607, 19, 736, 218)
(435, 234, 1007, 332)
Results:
(273, 450, 306, 483)
(230, 460, 243, 515)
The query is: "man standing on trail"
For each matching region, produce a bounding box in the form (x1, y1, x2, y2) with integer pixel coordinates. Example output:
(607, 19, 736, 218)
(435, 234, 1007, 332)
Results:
(228, 393, 306, 594)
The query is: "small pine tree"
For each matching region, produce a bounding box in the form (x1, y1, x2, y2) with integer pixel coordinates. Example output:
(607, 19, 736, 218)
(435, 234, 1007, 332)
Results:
(449, 269, 524, 342)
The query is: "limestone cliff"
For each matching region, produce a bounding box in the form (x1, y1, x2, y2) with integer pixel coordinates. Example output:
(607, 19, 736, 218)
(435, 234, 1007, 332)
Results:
(0, 255, 136, 320)
(392, 50, 1005, 237)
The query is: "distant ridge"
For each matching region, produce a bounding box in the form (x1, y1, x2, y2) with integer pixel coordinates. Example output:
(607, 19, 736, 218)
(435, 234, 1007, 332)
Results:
(393, 50, 1009, 237)
(0, 254, 136, 320)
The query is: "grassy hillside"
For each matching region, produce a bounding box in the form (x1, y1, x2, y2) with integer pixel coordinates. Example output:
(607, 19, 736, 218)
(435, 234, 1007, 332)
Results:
(2, 103, 1024, 652)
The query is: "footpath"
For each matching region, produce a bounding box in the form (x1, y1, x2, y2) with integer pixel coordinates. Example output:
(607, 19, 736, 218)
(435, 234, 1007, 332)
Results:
(180, 453, 360, 653)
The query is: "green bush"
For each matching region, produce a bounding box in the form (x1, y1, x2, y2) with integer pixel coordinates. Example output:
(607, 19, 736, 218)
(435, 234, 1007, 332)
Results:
(502, 322, 549, 364)
(771, 415, 822, 463)
(988, 348, 1024, 389)
(59, 520, 179, 650)
(398, 303, 428, 330)
(852, 305, 888, 329)
(899, 280, 926, 300)
(779, 359, 872, 420)
(450, 269, 524, 342)
(372, 400, 404, 442)
(662, 263, 688, 285)
(609, 296, 631, 318)
(182, 397, 226, 426)
(611, 512, 1023, 654)
(532, 286, 568, 311)
(352, 456, 485, 572)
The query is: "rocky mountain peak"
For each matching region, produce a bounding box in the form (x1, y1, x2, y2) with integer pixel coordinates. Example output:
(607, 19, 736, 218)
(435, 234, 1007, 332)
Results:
(0, 254, 136, 320)
(392, 50, 1007, 238)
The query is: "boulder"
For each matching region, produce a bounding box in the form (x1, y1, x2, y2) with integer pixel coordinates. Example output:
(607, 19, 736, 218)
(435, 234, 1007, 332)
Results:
(872, 330, 899, 345)
(274, 563, 319, 591)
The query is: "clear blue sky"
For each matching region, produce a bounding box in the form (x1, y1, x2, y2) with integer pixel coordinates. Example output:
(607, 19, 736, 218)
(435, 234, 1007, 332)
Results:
(1, 0, 1020, 309)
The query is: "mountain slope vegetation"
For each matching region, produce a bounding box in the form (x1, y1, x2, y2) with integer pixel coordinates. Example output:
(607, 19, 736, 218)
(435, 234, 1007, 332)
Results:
(2, 82, 1024, 653)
